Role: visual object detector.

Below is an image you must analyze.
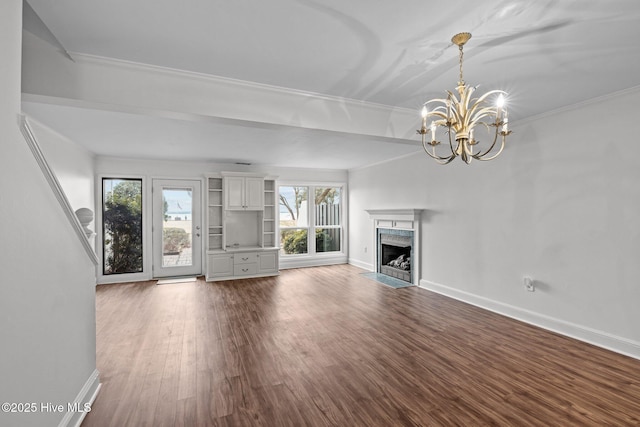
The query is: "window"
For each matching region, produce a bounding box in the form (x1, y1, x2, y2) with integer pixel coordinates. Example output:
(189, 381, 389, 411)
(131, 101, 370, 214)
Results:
(279, 185, 343, 257)
(279, 186, 309, 255)
(102, 178, 143, 275)
(315, 187, 341, 253)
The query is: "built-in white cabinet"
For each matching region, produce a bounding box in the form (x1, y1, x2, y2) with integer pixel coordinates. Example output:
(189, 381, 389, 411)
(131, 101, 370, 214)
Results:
(223, 174, 264, 211)
(207, 253, 234, 278)
(258, 250, 278, 272)
(205, 172, 279, 282)
(206, 249, 279, 281)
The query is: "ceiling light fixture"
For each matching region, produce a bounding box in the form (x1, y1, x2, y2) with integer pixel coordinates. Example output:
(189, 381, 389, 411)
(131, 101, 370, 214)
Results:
(417, 32, 512, 164)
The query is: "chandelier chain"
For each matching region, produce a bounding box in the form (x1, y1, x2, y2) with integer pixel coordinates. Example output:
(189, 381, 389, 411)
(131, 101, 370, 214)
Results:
(458, 44, 464, 85)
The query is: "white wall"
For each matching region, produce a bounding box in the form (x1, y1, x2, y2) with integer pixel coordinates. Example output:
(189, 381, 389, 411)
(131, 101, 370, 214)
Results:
(28, 119, 96, 214)
(349, 88, 640, 359)
(0, 2, 99, 426)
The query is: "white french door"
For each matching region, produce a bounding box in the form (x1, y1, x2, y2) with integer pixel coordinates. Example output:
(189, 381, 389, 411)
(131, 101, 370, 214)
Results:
(152, 179, 202, 278)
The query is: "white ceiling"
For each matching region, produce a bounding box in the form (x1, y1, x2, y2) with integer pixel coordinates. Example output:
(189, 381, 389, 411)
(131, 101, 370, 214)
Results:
(21, 0, 640, 169)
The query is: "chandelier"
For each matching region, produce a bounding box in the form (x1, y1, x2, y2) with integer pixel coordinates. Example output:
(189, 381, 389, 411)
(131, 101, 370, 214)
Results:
(417, 32, 511, 164)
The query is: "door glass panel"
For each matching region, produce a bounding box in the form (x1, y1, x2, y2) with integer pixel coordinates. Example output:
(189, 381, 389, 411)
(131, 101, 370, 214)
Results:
(162, 188, 193, 267)
(102, 178, 143, 275)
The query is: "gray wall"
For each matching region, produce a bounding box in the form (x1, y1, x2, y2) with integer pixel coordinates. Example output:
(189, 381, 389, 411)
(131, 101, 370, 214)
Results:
(349, 88, 640, 358)
(0, 2, 98, 425)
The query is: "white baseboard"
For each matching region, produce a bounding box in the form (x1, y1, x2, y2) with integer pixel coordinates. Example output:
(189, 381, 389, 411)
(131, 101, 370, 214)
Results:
(420, 279, 640, 361)
(279, 255, 347, 270)
(348, 258, 374, 271)
(57, 369, 101, 427)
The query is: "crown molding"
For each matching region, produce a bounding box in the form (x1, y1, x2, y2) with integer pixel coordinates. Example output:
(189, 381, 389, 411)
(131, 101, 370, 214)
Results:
(69, 52, 418, 116)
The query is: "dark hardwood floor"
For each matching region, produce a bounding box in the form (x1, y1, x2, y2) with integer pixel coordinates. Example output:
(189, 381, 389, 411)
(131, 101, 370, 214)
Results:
(82, 264, 640, 426)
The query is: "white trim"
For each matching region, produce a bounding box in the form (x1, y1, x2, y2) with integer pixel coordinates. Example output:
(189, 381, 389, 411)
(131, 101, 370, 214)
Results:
(18, 115, 99, 266)
(366, 209, 423, 222)
(57, 369, 101, 427)
(279, 254, 347, 270)
(277, 181, 348, 267)
(96, 175, 151, 284)
(366, 209, 422, 285)
(151, 178, 203, 278)
(420, 279, 640, 361)
(348, 258, 374, 271)
(69, 52, 418, 115)
(514, 84, 640, 127)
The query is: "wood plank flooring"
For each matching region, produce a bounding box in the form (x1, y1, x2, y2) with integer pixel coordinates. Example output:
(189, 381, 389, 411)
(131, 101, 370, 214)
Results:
(82, 264, 640, 426)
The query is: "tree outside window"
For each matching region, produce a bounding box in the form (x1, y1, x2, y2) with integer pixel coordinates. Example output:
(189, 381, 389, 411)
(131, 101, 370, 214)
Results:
(279, 186, 308, 255)
(279, 185, 341, 255)
(102, 178, 143, 274)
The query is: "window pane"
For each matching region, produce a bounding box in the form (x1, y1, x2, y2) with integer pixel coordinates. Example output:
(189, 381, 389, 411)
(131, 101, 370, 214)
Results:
(315, 187, 340, 226)
(102, 178, 143, 275)
(279, 186, 308, 227)
(162, 188, 193, 267)
(281, 229, 308, 255)
(316, 228, 341, 253)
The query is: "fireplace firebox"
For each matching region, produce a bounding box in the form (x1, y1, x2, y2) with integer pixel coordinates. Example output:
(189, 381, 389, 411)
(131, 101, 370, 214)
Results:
(377, 229, 413, 283)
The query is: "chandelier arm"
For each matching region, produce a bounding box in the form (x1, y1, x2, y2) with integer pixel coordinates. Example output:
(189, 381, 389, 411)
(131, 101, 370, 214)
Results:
(474, 135, 506, 161)
(447, 126, 457, 155)
(467, 90, 507, 124)
(459, 85, 475, 112)
(472, 123, 500, 159)
(424, 98, 450, 106)
(468, 108, 500, 129)
(469, 89, 507, 110)
(422, 138, 456, 164)
(425, 111, 448, 121)
(446, 90, 463, 125)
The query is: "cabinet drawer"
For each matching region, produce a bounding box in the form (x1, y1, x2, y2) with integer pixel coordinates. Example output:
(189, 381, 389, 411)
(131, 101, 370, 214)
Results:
(234, 263, 258, 276)
(234, 253, 258, 264)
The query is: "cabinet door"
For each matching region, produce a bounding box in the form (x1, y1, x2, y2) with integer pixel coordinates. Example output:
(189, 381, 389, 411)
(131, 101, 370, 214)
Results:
(244, 177, 264, 210)
(207, 254, 234, 278)
(224, 176, 245, 210)
(258, 251, 278, 273)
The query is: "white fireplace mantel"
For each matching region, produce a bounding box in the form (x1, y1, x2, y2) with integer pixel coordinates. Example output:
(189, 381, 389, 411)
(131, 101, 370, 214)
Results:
(365, 209, 423, 222)
(365, 209, 422, 285)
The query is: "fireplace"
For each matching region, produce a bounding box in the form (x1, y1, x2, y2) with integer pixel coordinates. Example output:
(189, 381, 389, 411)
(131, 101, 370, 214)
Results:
(366, 209, 422, 286)
(378, 229, 413, 283)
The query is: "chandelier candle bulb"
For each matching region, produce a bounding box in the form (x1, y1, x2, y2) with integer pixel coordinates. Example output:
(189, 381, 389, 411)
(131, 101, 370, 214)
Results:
(496, 94, 505, 120)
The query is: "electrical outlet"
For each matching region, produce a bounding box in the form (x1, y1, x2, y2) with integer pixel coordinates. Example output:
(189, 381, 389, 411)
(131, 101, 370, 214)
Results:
(524, 276, 535, 292)
(364, 247, 368, 253)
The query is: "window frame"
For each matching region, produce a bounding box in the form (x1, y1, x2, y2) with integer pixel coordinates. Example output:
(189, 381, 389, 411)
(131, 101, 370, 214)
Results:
(278, 181, 347, 269)
(96, 174, 150, 284)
